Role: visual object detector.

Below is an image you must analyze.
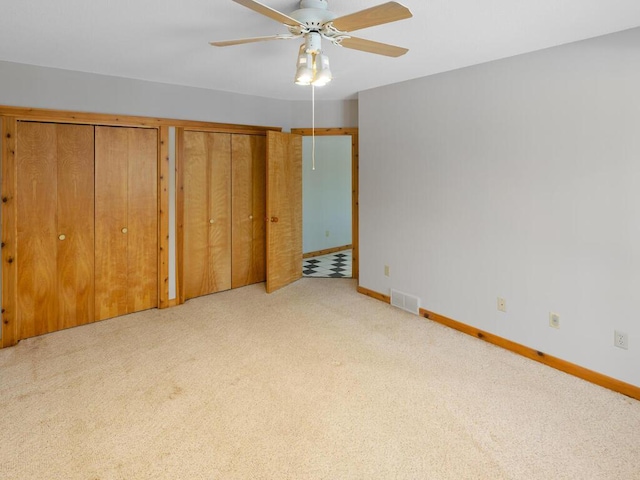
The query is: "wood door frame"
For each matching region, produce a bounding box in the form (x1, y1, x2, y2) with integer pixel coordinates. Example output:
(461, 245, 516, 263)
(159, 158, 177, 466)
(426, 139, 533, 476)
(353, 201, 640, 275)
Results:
(0, 105, 282, 132)
(290, 127, 359, 280)
(1, 116, 19, 347)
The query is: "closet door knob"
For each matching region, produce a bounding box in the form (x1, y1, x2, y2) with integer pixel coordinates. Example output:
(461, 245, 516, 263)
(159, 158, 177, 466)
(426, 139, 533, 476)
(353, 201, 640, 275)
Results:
(209, 219, 215, 224)
(271, 217, 279, 223)
(121, 227, 128, 234)
(58, 234, 66, 241)
(249, 215, 253, 220)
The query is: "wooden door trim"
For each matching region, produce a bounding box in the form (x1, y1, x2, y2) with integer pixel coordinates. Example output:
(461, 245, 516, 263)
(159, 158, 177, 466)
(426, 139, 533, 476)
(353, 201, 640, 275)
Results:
(291, 128, 358, 136)
(291, 127, 359, 279)
(1, 117, 18, 348)
(0, 105, 283, 133)
(183, 126, 271, 136)
(158, 127, 170, 309)
(175, 128, 186, 305)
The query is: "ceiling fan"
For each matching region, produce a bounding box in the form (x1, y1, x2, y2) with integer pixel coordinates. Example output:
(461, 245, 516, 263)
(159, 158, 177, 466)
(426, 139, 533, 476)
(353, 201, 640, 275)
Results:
(211, 0, 413, 86)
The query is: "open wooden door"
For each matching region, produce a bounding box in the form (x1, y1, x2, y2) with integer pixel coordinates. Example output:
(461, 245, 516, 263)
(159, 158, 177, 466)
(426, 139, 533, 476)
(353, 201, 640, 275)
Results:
(266, 131, 302, 293)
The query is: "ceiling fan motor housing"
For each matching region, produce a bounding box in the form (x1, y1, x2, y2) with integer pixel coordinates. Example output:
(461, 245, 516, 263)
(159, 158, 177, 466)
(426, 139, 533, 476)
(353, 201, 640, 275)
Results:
(299, 0, 328, 10)
(291, 0, 336, 30)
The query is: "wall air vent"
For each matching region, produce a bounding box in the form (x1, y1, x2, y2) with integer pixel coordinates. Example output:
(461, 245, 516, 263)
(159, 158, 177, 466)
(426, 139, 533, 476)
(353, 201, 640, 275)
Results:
(390, 289, 420, 315)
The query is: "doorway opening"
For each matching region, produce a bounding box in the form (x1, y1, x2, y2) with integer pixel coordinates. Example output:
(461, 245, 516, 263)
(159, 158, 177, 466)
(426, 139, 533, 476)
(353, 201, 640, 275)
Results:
(291, 128, 358, 280)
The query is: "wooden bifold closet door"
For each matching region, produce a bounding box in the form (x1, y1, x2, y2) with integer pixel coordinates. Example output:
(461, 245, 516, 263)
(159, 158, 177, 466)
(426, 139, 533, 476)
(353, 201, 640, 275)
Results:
(16, 122, 95, 338)
(94, 126, 158, 321)
(232, 134, 266, 289)
(182, 131, 266, 300)
(183, 131, 232, 299)
(16, 122, 159, 338)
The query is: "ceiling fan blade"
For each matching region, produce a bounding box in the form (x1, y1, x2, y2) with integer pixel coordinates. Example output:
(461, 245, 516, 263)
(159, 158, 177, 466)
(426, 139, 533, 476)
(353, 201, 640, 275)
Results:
(339, 36, 408, 57)
(331, 2, 412, 32)
(232, 0, 303, 27)
(210, 34, 297, 47)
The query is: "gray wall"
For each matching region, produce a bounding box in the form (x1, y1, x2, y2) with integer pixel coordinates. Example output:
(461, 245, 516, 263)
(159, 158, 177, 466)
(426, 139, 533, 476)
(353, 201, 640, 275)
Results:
(359, 27, 640, 386)
(0, 61, 358, 131)
(290, 99, 358, 129)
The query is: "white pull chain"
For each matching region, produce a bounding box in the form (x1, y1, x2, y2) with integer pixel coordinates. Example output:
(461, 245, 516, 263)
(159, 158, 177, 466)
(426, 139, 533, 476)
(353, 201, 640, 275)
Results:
(312, 84, 316, 171)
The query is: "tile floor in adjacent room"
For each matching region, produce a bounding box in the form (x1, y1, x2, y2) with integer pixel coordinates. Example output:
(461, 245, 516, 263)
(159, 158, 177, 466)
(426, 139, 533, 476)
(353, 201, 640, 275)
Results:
(302, 249, 352, 278)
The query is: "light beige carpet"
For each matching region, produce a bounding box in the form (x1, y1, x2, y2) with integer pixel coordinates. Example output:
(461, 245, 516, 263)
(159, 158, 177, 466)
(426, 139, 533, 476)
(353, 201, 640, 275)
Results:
(1, 278, 639, 480)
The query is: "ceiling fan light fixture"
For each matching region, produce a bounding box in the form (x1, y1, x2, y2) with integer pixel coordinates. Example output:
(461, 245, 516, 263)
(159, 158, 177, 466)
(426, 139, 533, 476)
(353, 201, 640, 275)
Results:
(311, 51, 332, 86)
(211, 1, 413, 90)
(295, 66, 314, 85)
(294, 44, 314, 85)
(294, 41, 332, 87)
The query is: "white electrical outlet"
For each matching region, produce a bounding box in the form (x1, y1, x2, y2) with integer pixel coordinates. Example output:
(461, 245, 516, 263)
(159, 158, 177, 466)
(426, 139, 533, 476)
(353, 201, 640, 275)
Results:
(497, 297, 506, 312)
(549, 312, 560, 329)
(614, 331, 629, 350)
(384, 265, 390, 277)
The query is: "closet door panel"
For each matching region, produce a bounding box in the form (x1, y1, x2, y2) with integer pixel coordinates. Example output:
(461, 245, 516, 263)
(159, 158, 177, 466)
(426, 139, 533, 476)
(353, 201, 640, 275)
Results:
(57, 124, 95, 328)
(232, 134, 266, 288)
(16, 122, 59, 337)
(231, 135, 253, 289)
(126, 128, 158, 312)
(208, 133, 232, 293)
(183, 131, 211, 299)
(251, 135, 267, 284)
(95, 126, 129, 321)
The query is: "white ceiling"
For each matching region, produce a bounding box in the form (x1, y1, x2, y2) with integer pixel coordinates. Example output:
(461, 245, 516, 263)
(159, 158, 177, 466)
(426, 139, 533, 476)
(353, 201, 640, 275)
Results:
(1, 0, 639, 101)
